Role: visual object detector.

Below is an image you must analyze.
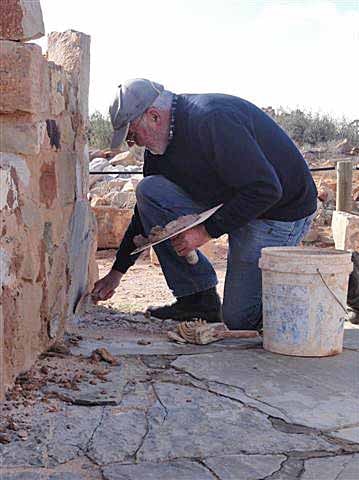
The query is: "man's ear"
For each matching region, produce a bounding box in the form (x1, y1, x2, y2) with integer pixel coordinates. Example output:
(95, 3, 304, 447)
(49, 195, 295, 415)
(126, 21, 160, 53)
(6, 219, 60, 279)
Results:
(146, 107, 161, 124)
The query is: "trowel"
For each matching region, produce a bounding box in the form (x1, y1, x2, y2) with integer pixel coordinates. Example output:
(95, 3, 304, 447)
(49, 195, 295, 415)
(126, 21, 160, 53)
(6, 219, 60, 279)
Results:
(131, 204, 223, 264)
(73, 292, 96, 319)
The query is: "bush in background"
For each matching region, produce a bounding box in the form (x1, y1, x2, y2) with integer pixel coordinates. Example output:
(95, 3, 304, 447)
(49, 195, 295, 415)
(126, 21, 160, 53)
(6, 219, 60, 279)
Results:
(88, 111, 113, 150)
(273, 109, 358, 146)
(87, 108, 359, 150)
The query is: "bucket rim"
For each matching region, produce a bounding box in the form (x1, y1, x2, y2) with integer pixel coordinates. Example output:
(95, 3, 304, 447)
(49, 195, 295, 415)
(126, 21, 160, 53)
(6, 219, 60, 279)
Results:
(260, 246, 352, 259)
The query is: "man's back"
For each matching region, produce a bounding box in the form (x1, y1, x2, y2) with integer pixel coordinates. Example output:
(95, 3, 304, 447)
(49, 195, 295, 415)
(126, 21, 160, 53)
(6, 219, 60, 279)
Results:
(144, 93, 317, 237)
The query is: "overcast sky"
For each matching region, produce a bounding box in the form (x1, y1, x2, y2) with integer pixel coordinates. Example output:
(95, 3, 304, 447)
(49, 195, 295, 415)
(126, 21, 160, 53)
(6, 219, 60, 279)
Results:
(35, 0, 359, 119)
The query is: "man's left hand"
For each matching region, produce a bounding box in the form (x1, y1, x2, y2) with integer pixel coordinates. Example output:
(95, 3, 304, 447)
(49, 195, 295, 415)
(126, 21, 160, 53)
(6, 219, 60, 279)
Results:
(171, 225, 211, 257)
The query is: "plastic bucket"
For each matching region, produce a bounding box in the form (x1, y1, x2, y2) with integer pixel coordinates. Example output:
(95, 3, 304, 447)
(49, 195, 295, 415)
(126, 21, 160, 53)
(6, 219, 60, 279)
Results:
(259, 247, 353, 357)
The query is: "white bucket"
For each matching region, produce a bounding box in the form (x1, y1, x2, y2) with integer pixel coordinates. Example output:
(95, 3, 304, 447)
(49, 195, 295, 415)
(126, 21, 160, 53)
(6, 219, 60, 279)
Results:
(259, 247, 353, 357)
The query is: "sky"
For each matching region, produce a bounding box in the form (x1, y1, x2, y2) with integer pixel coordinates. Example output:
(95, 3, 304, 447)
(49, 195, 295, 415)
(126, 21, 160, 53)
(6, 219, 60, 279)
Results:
(35, 0, 359, 120)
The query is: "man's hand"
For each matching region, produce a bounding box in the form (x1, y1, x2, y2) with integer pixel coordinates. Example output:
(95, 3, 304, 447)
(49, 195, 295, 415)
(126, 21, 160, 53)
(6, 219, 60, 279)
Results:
(171, 224, 211, 257)
(92, 269, 123, 301)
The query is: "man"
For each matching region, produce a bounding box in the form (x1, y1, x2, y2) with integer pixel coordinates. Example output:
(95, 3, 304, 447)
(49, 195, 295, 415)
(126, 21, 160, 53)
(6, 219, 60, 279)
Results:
(92, 78, 317, 330)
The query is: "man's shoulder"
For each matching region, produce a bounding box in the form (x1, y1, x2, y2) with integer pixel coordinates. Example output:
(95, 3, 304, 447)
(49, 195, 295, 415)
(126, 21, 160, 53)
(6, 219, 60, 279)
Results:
(180, 92, 247, 112)
(178, 93, 255, 129)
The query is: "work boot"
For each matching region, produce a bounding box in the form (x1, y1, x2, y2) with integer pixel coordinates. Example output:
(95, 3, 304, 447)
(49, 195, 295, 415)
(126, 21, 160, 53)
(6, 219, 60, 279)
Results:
(347, 252, 359, 325)
(346, 308, 359, 325)
(147, 287, 222, 323)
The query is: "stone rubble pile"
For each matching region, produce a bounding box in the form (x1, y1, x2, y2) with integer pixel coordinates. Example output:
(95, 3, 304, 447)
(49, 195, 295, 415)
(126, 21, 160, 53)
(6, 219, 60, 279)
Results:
(88, 149, 143, 249)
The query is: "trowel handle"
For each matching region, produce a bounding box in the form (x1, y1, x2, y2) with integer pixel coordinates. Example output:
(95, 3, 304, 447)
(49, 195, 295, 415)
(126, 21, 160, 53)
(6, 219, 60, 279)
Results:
(221, 330, 259, 338)
(186, 250, 199, 265)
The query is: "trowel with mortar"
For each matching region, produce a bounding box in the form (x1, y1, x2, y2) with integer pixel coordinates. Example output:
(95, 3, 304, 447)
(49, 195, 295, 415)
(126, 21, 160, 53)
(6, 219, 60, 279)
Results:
(131, 204, 223, 264)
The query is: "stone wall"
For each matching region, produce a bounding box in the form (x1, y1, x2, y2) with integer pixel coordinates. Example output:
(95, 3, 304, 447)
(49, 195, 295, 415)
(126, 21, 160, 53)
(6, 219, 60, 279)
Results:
(0, 1, 97, 400)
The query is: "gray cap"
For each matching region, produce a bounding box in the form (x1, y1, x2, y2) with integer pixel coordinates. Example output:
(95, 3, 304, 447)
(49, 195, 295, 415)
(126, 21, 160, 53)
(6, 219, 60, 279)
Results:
(109, 78, 164, 149)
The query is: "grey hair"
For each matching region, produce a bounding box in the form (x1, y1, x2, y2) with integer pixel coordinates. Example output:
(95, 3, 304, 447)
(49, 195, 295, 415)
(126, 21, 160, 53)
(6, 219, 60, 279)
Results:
(151, 90, 173, 110)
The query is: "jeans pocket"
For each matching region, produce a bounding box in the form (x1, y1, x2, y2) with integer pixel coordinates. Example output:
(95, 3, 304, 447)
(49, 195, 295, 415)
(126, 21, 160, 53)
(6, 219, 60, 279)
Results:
(262, 219, 296, 240)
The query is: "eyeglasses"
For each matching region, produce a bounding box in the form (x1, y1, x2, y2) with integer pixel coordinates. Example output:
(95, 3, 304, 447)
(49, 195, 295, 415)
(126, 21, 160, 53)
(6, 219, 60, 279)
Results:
(126, 113, 145, 147)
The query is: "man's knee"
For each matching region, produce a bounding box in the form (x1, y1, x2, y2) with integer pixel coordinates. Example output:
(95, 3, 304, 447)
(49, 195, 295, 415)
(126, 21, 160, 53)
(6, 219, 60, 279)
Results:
(136, 175, 164, 203)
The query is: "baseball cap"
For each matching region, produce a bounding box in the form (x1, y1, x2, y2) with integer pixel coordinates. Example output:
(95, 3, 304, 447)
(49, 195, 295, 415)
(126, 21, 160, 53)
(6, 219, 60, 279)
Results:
(109, 78, 164, 149)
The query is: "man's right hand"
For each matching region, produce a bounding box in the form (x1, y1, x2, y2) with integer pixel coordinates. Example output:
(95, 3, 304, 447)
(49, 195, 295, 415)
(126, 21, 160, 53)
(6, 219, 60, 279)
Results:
(92, 269, 123, 301)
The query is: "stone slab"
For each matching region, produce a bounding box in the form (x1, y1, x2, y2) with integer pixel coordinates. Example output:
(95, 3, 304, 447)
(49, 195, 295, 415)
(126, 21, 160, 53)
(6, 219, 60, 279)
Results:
(0, 473, 45, 480)
(204, 454, 286, 480)
(0, 474, 86, 480)
(0, 0, 45, 41)
(0, 405, 102, 468)
(332, 210, 359, 251)
(330, 426, 359, 444)
(0, 41, 47, 114)
(343, 325, 359, 351)
(172, 349, 359, 430)
(47, 31, 91, 119)
(102, 460, 213, 480)
(67, 200, 95, 322)
(138, 383, 337, 462)
(69, 334, 261, 357)
(301, 453, 359, 480)
(87, 410, 147, 465)
(0, 118, 46, 155)
(43, 359, 149, 407)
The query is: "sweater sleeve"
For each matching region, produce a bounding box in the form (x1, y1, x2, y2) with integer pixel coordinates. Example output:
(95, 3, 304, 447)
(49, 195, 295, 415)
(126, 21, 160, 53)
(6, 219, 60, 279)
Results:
(199, 111, 283, 238)
(111, 151, 161, 273)
(111, 205, 143, 273)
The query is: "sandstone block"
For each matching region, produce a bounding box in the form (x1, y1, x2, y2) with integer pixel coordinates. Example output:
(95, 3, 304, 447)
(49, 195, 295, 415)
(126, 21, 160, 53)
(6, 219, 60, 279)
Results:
(110, 150, 139, 167)
(47, 30, 91, 119)
(48, 62, 66, 115)
(0, 41, 48, 114)
(332, 210, 359, 251)
(0, 116, 46, 155)
(92, 207, 133, 249)
(0, 152, 30, 212)
(0, 0, 45, 41)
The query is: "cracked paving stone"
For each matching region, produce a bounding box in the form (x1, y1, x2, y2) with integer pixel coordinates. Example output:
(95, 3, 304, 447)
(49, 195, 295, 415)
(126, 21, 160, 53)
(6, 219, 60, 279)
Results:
(0, 473, 46, 480)
(102, 460, 214, 479)
(0, 405, 102, 468)
(301, 453, 359, 479)
(42, 358, 148, 406)
(48, 473, 87, 480)
(203, 454, 286, 480)
(87, 410, 147, 465)
(46, 406, 104, 466)
(343, 327, 359, 351)
(329, 426, 359, 444)
(70, 335, 261, 357)
(137, 383, 337, 462)
(1, 474, 88, 480)
(0, 408, 51, 468)
(172, 349, 358, 430)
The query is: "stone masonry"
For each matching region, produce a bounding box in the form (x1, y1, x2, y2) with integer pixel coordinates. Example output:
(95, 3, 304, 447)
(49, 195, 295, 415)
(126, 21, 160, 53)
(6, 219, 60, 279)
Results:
(0, 1, 97, 400)
(332, 210, 359, 251)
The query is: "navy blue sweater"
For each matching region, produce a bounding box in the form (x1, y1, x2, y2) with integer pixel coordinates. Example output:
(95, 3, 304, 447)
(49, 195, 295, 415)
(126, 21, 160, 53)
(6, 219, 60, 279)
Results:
(112, 93, 317, 273)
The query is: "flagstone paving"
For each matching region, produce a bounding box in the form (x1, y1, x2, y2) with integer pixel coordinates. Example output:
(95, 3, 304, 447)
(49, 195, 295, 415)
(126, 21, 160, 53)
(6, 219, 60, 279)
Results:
(1, 314, 358, 480)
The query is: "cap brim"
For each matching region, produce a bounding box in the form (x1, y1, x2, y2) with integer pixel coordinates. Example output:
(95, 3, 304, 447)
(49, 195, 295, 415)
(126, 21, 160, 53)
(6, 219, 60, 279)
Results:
(111, 123, 129, 149)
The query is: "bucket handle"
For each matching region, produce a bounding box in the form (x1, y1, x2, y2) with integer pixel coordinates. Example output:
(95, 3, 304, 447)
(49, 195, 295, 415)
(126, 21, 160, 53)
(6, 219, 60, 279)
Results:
(316, 269, 347, 314)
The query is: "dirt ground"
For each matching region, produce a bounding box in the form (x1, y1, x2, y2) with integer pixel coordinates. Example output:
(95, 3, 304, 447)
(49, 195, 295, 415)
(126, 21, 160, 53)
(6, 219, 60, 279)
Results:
(95, 248, 228, 314)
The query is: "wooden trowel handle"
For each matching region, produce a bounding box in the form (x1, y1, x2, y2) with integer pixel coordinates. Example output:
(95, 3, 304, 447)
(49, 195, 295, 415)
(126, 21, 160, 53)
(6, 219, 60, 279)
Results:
(185, 250, 199, 265)
(220, 330, 259, 339)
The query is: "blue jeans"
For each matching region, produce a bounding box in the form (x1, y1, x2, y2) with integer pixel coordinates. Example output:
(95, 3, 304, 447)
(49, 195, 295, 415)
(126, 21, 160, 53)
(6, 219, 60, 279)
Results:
(136, 175, 314, 330)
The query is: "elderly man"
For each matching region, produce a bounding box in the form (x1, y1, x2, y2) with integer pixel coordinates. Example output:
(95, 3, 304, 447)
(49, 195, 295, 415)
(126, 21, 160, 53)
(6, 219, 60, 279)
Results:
(92, 79, 317, 330)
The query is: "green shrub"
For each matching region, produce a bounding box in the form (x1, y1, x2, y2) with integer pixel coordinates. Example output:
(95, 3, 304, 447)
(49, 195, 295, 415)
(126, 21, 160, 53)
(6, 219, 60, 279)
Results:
(88, 111, 112, 150)
(274, 109, 358, 146)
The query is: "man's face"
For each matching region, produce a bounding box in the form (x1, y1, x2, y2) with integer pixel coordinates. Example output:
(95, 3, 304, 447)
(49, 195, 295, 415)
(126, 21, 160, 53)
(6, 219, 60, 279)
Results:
(126, 110, 167, 155)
